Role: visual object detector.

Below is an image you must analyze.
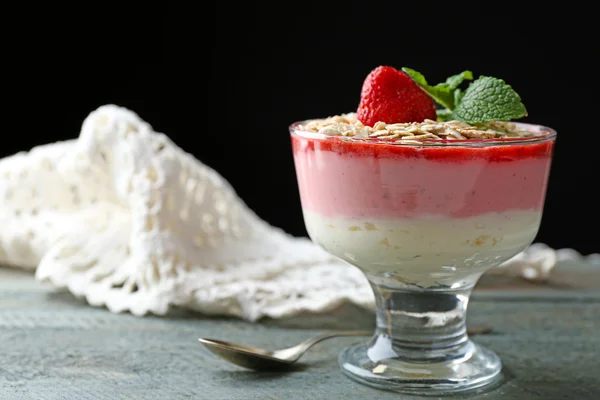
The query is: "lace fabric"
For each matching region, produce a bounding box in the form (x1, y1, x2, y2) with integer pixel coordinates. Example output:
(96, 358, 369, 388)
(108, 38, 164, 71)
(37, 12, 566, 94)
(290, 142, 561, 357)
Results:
(0, 105, 591, 321)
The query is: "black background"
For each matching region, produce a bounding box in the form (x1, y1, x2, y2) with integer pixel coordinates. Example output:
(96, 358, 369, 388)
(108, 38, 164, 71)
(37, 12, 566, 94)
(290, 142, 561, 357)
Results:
(3, 3, 598, 254)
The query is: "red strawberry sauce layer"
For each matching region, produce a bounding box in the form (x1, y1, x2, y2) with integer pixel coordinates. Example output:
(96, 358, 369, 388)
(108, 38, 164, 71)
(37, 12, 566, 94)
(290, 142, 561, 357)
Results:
(291, 131, 555, 219)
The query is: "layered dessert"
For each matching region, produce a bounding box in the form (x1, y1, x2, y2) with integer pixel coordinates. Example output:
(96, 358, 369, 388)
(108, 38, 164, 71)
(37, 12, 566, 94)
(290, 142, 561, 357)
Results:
(290, 65, 555, 393)
(290, 66, 555, 395)
(291, 66, 555, 287)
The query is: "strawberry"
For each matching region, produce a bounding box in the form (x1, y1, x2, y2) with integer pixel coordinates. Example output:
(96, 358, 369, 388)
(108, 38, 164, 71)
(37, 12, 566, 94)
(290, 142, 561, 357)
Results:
(356, 66, 437, 127)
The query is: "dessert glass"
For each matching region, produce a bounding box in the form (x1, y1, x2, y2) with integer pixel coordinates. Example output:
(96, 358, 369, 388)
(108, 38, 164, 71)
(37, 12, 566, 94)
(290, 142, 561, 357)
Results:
(290, 121, 556, 394)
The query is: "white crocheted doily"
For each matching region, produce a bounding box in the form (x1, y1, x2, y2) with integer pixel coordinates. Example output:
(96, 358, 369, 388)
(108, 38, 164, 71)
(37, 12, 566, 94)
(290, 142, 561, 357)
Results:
(0, 105, 591, 321)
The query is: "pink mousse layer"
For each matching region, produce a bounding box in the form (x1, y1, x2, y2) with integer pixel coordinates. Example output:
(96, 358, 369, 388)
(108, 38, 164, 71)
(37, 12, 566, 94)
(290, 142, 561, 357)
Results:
(292, 134, 554, 219)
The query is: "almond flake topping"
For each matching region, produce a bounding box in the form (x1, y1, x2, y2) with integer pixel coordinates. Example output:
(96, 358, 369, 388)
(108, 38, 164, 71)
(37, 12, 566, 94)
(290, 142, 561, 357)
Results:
(299, 113, 542, 143)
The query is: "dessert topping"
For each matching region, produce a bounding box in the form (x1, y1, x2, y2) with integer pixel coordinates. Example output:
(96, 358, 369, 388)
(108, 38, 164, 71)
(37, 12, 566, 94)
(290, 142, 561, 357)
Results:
(356, 66, 437, 127)
(300, 113, 537, 142)
(355, 65, 528, 127)
(403, 68, 528, 124)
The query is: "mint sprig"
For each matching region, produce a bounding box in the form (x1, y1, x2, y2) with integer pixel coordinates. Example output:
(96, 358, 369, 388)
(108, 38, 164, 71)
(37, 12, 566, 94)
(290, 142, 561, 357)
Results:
(402, 68, 473, 110)
(402, 67, 527, 124)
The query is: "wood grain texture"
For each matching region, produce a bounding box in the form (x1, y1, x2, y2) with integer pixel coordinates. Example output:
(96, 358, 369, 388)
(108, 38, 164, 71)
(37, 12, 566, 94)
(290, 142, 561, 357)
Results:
(1, 261, 599, 400)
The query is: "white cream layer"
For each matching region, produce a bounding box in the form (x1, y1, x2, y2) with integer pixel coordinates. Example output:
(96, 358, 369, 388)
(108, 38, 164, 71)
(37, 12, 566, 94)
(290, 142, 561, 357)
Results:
(302, 209, 542, 286)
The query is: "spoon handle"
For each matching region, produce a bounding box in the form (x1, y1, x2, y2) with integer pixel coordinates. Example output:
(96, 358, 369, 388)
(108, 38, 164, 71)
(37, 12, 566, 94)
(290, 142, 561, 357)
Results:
(298, 330, 372, 351)
(295, 325, 492, 354)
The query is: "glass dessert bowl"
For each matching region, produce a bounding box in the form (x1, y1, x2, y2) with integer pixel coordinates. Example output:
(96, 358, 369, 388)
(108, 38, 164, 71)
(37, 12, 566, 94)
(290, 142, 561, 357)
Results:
(290, 116, 556, 394)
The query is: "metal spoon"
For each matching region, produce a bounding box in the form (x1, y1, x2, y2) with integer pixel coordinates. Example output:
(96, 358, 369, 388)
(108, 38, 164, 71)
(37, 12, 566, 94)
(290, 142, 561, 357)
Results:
(199, 330, 370, 371)
(199, 326, 493, 371)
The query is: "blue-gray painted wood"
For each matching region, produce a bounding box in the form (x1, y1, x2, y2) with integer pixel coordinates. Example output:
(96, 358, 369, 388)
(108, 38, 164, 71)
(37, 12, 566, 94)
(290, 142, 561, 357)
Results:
(1, 260, 599, 400)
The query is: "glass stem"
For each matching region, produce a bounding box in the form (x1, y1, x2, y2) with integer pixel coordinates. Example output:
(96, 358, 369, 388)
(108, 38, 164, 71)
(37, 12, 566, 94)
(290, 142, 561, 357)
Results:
(368, 279, 475, 362)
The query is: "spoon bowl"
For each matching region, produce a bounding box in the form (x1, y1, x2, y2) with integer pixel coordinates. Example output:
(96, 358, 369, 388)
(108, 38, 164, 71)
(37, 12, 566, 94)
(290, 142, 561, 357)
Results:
(199, 330, 371, 371)
(199, 338, 298, 371)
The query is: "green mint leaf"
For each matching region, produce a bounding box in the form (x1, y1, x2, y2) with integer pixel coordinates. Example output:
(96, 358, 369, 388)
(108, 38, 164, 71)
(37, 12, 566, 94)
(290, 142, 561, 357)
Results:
(452, 76, 527, 123)
(444, 70, 473, 90)
(402, 67, 473, 110)
(436, 108, 453, 121)
(403, 68, 527, 123)
(402, 67, 453, 109)
(427, 87, 455, 110)
(454, 88, 465, 107)
(401, 67, 429, 87)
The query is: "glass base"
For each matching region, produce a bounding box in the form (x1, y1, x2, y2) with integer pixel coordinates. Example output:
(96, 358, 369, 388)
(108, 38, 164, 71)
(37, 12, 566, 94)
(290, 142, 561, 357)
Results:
(339, 338, 502, 395)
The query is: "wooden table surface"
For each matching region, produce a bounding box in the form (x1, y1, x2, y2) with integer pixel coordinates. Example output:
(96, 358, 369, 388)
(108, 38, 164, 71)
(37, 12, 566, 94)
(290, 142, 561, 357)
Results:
(1, 259, 599, 400)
